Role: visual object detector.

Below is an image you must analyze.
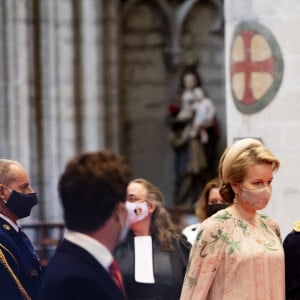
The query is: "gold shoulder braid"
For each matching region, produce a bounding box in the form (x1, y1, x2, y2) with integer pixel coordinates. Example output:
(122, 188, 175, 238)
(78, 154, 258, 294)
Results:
(294, 221, 300, 233)
(0, 242, 19, 267)
(0, 248, 31, 300)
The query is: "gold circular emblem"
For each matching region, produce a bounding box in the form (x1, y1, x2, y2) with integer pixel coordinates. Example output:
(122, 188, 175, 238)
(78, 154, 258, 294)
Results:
(293, 221, 300, 232)
(3, 224, 11, 231)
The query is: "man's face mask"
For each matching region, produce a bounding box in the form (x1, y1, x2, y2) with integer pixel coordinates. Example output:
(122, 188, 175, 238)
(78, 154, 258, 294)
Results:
(4, 189, 38, 219)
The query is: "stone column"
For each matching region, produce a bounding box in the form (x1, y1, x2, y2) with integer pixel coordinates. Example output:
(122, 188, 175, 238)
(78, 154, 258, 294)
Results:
(0, 0, 43, 222)
(103, 0, 121, 152)
(75, 0, 121, 152)
(0, 0, 32, 167)
(39, 0, 76, 222)
(80, 0, 105, 151)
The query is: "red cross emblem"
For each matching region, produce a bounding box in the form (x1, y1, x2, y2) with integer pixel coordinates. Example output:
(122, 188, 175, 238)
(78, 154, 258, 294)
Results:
(230, 22, 284, 114)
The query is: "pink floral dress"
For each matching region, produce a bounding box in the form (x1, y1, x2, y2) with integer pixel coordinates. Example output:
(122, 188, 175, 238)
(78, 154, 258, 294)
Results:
(180, 209, 285, 300)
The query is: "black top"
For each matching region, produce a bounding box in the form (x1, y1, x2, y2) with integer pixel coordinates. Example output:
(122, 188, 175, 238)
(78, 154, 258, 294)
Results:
(284, 228, 300, 300)
(114, 231, 191, 300)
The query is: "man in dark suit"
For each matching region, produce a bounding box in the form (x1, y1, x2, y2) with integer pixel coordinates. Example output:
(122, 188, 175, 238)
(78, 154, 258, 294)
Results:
(284, 221, 300, 300)
(39, 151, 131, 300)
(0, 159, 44, 300)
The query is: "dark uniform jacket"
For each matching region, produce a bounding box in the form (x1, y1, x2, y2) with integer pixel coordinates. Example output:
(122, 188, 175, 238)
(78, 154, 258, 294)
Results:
(284, 221, 300, 300)
(0, 216, 43, 300)
(39, 239, 126, 300)
(114, 231, 191, 300)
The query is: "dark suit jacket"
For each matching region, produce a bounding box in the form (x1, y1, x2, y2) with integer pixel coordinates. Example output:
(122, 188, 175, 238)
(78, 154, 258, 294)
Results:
(0, 217, 43, 300)
(39, 239, 126, 300)
(284, 229, 300, 300)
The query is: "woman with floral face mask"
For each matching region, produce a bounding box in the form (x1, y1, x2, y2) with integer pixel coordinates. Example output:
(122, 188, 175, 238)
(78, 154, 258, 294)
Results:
(114, 178, 191, 300)
(180, 138, 284, 300)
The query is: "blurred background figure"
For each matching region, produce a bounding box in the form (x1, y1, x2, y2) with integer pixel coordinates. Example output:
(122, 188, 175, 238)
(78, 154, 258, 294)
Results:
(283, 220, 300, 300)
(114, 178, 191, 300)
(167, 68, 219, 206)
(182, 177, 228, 244)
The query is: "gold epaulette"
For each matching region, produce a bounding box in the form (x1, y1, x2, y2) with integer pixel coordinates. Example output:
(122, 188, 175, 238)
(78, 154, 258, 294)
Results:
(294, 221, 300, 232)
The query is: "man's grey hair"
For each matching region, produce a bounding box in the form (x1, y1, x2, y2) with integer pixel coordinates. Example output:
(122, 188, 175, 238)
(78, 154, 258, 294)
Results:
(0, 159, 23, 186)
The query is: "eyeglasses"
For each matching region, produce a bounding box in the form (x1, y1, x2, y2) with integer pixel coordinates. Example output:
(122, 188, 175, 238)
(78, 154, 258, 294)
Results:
(126, 195, 148, 203)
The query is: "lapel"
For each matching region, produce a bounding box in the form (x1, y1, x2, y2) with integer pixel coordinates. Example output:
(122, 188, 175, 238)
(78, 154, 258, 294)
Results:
(60, 240, 126, 299)
(0, 217, 42, 272)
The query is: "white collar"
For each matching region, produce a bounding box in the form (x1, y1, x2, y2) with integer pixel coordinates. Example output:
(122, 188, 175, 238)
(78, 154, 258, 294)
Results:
(64, 230, 113, 271)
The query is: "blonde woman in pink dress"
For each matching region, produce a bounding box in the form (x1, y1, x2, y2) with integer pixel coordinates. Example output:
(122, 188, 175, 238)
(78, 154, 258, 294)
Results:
(180, 138, 285, 300)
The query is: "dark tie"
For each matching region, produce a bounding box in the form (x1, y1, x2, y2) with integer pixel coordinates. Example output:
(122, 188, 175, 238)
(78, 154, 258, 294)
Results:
(18, 228, 43, 277)
(18, 228, 39, 261)
(109, 260, 126, 297)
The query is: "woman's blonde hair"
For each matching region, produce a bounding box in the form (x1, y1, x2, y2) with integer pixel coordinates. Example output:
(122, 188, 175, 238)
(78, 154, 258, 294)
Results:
(218, 139, 280, 203)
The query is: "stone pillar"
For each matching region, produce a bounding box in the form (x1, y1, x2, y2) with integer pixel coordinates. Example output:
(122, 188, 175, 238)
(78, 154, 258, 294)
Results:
(225, 0, 299, 237)
(80, 0, 105, 151)
(78, 0, 121, 152)
(39, 0, 76, 222)
(0, 0, 32, 167)
(0, 0, 45, 222)
(103, 0, 121, 152)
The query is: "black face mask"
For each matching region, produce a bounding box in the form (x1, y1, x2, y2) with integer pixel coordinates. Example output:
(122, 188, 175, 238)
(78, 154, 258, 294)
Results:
(207, 204, 228, 217)
(5, 190, 38, 219)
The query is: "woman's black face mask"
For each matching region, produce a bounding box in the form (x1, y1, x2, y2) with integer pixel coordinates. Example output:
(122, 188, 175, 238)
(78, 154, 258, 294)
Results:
(207, 204, 228, 217)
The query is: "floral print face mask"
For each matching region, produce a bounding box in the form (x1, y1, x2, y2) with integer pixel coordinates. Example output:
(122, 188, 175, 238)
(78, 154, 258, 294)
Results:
(238, 185, 272, 210)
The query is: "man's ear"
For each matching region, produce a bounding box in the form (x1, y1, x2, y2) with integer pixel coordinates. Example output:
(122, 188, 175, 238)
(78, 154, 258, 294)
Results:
(114, 202, 127, 224)
(0, 184, 6, 200)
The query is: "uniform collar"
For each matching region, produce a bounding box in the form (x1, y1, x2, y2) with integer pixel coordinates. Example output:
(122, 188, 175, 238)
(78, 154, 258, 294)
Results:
(0, 213, 19, 232)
